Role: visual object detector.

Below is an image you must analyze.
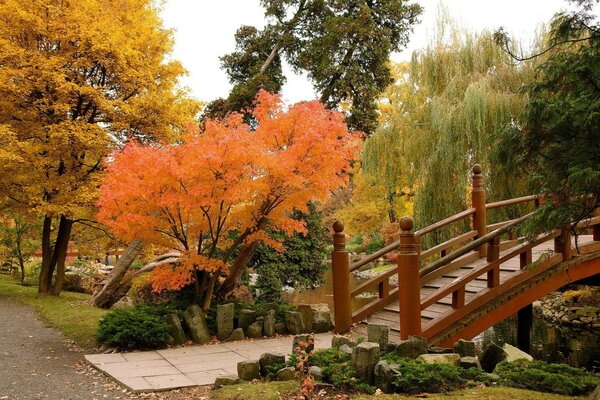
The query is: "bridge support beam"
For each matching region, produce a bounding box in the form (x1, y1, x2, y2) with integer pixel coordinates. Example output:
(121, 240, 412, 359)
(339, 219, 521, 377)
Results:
(517, 304, 532, 354)
(331, 221, 352, 333)
(398, 217, 422, 339)
(471, 164, 488, 258)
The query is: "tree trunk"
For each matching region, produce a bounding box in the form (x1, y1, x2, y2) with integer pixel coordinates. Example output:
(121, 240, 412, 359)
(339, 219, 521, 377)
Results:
(38, 216, 53, 294)
(218, 241, 259, 298)
(50, 216, 74, 295)
(91, 240, 144, 308)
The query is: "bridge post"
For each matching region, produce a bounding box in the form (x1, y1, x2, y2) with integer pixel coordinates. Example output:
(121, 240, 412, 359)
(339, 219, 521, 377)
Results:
(554, 229, 572, 261)
(397, 217, 422, 339)
(331, 221, 352, 333)
(471, 164, 488, 258)
(487, 236, 500, 288)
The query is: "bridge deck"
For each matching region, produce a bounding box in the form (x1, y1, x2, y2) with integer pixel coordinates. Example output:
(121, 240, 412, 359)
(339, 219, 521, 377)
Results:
(351, 235, 597, 342)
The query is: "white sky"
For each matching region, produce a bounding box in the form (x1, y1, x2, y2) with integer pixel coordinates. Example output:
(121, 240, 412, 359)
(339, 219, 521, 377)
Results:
(161, 0, 591, 104)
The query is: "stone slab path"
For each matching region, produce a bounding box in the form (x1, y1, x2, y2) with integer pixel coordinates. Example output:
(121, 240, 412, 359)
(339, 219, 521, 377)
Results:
(86, 333, 334, 392)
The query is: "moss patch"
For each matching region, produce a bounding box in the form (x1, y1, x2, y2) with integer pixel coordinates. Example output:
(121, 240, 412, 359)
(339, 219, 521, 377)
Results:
(211, 381, 297, 400)
(0, 275, 107, 349)
(353, 386, 585, 399)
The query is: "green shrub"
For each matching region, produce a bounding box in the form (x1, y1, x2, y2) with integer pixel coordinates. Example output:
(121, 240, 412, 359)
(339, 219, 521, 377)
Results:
(307, 348, 376, 394)
(97, 306, 171, 350)
(495, 360, 600, 396)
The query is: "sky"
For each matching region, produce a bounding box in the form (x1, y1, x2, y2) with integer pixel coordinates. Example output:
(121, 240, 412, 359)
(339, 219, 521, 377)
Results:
(161, 0, 590, 104)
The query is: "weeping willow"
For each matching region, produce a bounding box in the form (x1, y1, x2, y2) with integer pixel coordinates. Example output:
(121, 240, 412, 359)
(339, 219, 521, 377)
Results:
(363, 20, 544, 247)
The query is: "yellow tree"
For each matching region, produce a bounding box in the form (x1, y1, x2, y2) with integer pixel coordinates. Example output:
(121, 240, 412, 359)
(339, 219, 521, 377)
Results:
(0, 0, 199, 295)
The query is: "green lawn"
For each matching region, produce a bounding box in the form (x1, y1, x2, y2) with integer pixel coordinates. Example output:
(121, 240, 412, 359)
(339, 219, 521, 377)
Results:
(212, 382, 587, 400)
(0, 274, 107, 349)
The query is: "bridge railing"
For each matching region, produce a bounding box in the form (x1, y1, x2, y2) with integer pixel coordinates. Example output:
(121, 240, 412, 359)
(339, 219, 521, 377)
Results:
(331, 164, 543, 335)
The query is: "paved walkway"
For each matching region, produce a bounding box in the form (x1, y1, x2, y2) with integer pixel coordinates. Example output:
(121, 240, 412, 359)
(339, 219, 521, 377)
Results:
(86, 333, 334, 392)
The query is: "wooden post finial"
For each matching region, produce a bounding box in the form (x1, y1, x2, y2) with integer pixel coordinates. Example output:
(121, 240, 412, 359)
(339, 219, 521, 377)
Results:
(399, 216, 414, 232)
(333, 220, 344, 233)
(472, 164, 483, 175)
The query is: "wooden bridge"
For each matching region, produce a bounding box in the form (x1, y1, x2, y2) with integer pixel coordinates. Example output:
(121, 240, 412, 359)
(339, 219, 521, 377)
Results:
(331, 165, 600, 347)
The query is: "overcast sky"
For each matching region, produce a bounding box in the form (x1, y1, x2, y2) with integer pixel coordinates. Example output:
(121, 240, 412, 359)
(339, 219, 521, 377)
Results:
(161, 0, 591, 104)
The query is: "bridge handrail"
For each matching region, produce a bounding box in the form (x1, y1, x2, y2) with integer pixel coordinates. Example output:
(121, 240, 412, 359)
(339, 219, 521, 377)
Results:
(485, 194, 540, 210)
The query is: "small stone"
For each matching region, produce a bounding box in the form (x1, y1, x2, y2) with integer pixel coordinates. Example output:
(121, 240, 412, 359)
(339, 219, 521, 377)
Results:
(263, 310, 276, 337)
(454, 339, 476, 357)
(214, 375, 240, 387)
(163, 313, 187, 345)
(331, 335, 355, 349)
(238, 309, 257, 334)
(352, 342, 380, 384)
(226, 328, 245, 342)
(396, 336, 428, 359)
(276, 367, 297, 381)
(367, 324, 389, 348)
(183, 305, 211, 344)
(259, 352, 286, 376)
(274, 322, 288, 335)
(237, 360, 260, 381)
(292, 334, 314, 353)
(385, 342, 398, 352)
(428, 346, 453, 354)
(417, 353, 461, 366)
(486, 373, 500, 381)
(309, 366, 323, 381)
(247, 320, 264, 339)
(374, 360, 402, 394)
(217, 303, 235, 340)
(460, 356, 482, 369)
(339, 344, 353, 355)
(285, 311, 305, 334)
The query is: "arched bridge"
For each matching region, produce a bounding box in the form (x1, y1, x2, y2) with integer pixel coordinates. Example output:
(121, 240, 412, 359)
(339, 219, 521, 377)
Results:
(331, 165, 600, 347)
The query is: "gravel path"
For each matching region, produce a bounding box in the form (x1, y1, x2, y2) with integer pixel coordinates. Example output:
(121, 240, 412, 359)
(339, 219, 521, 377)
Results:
(0, 296, 210, 400)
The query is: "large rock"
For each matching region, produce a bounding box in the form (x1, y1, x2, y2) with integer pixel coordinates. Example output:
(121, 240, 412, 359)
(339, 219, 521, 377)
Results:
(238, 309, 257, 334)
(285, 311, 305, 335)
(237, 360, 260, 381)
(339, 344, 353, 355)
(292, 334, 314, 354)
(259, 352, 286, 376)
(459, 356, 481, 369)
(396, 336, 428, 359)
(247, 320, 264, 339)
(163, 313, 187, 345)
(454, 339, 476, 357)
(331, 335, 355, 349)
(276, 367, 297, 381)
(352, 342, 380, 384)
(274, 322, 288, 335)
(263, 310, 276, 337)
(183, 305, 211, 344)
(297, 304, 333, 333)
(374, 360, 402, 394)
(297, 304, 315, 333)
(214, 375, 240, 387)
(217, 303, 235, 340)
(480, 343, 533, 372)
(227, 328, 245, 342)
(367, 324, 389, 348)
(417, 353, 461, 366)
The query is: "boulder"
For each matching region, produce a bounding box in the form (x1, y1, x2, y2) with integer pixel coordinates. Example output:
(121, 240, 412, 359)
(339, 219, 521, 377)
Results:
(274, 322, 288, 335)
(292, 334, 314, 353)
(352, 342, 380, 384)
(459, 356, 481, 370)
(297, 304, 315, 333)
(237, 360, 260, 381)
(480, 343, 533, 373)
(309, 366, 323, 382)
(276, 367, 297, 381)
(263, 310, 276, 337)
(227, 328, 245, 342)
(217, 303, 235, 340)
(183, 305, 211, 344)
(428, 346, 453, 354)
(163, 313, 187, 345)
(214, 375, 240, 387)
(454, 339, 476, 357)
(312, 307, 334, 333)
(339, 344, 353, 355)
(247, 321, 264, 339)
(367, 324, 389, 348)
(396, 336, 428, 359)
(331, 335, 355, 349)
(502, 343, 533, 363)
(374, 360, 402, 394)
(238, 309, 257, 334)
(259, 352, 286, 376)
(285, 311, 305, 335)
(417, 353, 461, 366)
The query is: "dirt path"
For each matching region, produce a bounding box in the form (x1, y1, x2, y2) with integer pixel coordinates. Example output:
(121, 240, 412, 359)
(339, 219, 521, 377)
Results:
(0, 296, 209, 400)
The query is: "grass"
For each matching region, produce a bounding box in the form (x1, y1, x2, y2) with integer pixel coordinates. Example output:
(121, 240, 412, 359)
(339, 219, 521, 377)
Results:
(212, 382, 588, 400)
(0, 274, 108, 349)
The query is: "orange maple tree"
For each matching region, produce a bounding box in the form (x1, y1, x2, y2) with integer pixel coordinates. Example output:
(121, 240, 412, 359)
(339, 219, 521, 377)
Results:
(98, 91, 360, 308)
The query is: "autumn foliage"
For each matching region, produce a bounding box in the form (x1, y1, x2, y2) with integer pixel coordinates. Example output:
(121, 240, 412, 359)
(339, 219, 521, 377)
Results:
(99, 91, 360, 307)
